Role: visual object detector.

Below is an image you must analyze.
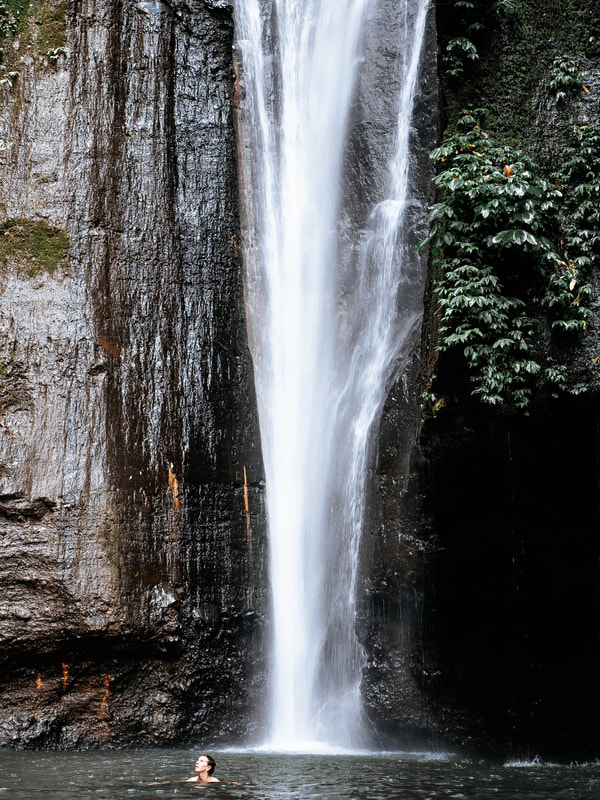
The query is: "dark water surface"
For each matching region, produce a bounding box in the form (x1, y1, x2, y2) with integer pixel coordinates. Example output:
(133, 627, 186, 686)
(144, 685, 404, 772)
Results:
(0, 749, 599, 799)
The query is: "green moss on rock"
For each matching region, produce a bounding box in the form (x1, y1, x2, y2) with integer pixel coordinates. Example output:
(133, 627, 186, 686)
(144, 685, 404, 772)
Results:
(1, 1, 67, 70)
(437, 0, 600, 146)
(3, 0, 30, 36)
(7, 0, 30, 20)
(0, 218, 69, 277)
(35, 0, 67, 55)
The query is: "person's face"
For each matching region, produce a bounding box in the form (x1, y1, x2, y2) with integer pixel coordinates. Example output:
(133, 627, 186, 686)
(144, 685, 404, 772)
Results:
(195, 756, 210, 775)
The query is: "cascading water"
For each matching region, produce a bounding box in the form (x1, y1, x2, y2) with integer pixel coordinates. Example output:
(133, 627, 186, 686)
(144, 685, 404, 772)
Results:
(233, 0, 431, 749)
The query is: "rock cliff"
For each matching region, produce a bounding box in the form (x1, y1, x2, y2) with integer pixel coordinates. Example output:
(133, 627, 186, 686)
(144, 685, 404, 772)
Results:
(376, 0, 600, 759)
(0, 0, 266, 747)
(1, 0, 599, 759)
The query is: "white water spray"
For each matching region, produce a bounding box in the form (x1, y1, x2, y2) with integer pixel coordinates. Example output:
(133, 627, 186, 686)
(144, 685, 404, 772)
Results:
(234, 0, 430, 749)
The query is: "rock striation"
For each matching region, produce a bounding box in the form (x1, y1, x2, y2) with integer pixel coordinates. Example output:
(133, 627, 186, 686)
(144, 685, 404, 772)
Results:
(0, 0, 266, 748)
(2, 0, 599, 760)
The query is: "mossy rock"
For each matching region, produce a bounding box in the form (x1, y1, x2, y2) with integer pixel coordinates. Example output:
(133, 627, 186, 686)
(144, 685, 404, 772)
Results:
(436, 0, 600, 147)
(1, 1, 67, 70)
(34, 0, 67, 56)
(6, 0, 30, 22)
(0, 1, 30, 51)
(0, 218, 69, 277)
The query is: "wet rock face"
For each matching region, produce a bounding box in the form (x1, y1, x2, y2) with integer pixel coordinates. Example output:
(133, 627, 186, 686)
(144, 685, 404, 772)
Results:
(0, 0, 445, 750)
(0, 0, 267, 747)
(393, 0, 600, 759)
(354, 3, 440, 749)
(10, 0, 598, 760)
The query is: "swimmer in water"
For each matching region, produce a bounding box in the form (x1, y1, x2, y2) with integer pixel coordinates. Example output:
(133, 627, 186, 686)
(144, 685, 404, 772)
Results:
(183, 754, 220, 784)
(148, 754, 221, 786)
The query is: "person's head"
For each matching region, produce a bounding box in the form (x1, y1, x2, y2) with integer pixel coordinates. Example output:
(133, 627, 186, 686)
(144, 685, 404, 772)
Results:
(195, 754, 216, 777)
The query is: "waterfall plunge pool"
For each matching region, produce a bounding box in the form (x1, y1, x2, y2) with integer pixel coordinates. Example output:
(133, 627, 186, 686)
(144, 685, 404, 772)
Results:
(1, 749, 599, 799)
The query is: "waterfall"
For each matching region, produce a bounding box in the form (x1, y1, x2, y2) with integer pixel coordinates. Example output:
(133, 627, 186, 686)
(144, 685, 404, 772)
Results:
(233, 0, 430, 749)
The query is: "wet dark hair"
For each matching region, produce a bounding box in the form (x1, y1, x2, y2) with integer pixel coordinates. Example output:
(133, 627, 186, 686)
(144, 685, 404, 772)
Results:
(202, 755, 216, 776)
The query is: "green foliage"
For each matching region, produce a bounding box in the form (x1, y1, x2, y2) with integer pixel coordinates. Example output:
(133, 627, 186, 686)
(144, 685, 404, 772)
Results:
(444, 35, 480, 78)
(441, 0, 482, 78)
(549, 55, 587, 103)
(422, 110, 595, 410)
(46, 44, 64, 63)
(0, 1, 17, 66)
(493, 0, 523, 12)
(0, 62, 18, 85)
(555, 123, 600, 266)
(0, 2, 17, 40)
(0, 218, 70, 276)
(35, 0, 67, 56)
(7, 0, 31, 20)
(546, 122, 600, 334)
(1, 0, 30, 82)
(0, 0, 30, 43)
(1, 1, 66, 74)
(441, 0, 522, 79)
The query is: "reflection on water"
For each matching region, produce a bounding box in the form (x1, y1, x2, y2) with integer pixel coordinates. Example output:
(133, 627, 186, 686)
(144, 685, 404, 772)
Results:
(0, 749, 599, 799)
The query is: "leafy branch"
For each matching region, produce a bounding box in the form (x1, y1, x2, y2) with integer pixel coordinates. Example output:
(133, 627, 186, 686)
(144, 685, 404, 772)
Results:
(549, 56, 588, 103)
(441, 0, 523, 78)
(421, 110, 595, 410)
